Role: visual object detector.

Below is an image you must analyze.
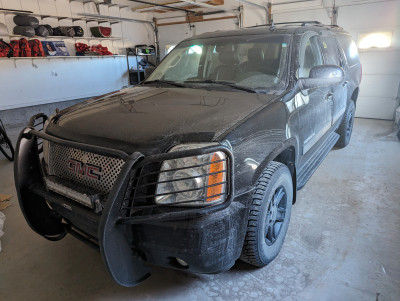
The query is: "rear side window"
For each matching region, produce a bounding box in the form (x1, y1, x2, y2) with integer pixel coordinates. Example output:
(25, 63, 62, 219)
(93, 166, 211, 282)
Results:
(321, 36, 341, 66)
(335, 34, 359, 67)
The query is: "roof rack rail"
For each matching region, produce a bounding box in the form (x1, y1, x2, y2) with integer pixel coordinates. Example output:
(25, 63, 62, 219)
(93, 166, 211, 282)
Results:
(246, 21, 322, 29)
(328, 24, 343, 28)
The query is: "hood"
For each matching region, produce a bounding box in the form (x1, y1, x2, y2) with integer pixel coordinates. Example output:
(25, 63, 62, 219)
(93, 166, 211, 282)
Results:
(47, 86, 276, 155)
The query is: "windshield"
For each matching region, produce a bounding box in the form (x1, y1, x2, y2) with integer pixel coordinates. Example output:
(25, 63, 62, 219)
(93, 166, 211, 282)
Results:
(146, 34, 291, 92)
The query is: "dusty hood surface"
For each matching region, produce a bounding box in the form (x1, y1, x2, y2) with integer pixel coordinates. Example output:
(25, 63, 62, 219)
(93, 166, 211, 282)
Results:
(47, 86, 276, 154)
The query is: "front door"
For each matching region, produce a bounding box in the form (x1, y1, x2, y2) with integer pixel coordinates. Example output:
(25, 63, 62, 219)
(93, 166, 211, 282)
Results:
(297, 32, 333, 155)
(321, 34, 348, 125)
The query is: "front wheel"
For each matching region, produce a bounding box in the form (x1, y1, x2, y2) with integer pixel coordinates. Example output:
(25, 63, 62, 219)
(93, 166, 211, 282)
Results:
(240, 161, 293, 267)
(0, 127, 14, 161)
(336, 100, 355, 148)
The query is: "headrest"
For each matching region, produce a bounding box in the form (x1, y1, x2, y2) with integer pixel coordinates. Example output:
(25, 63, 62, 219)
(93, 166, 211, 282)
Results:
(248, 48, 264, 62)
(218, 51, 239, 65)
(264, 44, 281, 59)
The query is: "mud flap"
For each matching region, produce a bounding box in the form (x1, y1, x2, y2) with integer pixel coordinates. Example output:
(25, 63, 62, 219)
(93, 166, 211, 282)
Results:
(98, 152, 151, 287)
(14, 128, 66, 239)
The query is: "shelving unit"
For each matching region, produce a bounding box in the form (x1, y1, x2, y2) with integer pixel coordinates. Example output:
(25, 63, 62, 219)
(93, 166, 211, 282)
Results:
(127, 45, 156, 85)
(0, 55, 125, 59)
(9, 34, 122, 40)
(0, 11, 122, 24)
(0, 1, 159, 59)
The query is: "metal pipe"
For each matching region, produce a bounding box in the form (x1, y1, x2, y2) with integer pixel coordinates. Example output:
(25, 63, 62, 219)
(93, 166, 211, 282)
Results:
(179, 0, 222, 9)
(78, 13, 154, 24)
(127, 0, 195, 13)
(236, 0, 267, 11)
(272, 0, 316, 5)
(0, 8, 33, 14)
(153, 18, 160, 64)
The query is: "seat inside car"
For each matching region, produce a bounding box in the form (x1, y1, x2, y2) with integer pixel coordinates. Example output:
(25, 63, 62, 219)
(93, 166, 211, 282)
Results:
(240, 48, 265, 74)
(211, 45, 239, 81)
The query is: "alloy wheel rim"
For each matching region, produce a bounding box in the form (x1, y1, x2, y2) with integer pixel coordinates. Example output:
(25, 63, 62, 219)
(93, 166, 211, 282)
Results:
(0, 133, 13, 158)
(265, 186, 287, 246)
(346, 110, 354, 138)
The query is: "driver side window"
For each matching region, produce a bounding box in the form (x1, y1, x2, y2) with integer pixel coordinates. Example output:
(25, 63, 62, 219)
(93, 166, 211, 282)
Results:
(298, 35, 323, 78)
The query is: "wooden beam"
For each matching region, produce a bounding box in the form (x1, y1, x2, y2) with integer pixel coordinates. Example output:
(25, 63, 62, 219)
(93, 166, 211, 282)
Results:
(158, 15, 236, 26)
(187, 11, 203, 22)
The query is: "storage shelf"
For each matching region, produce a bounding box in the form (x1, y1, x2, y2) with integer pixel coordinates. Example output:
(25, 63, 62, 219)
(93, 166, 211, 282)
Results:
(0, 11, 121, 24)
(9, 34, 122, 40)
(0, 55, 125, 60)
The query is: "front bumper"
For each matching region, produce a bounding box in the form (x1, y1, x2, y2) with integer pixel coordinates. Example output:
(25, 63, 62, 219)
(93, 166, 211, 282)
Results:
(14, 119, 242, 287)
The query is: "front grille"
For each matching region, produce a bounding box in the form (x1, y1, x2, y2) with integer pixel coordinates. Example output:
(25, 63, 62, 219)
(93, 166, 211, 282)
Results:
(48, 142, 125, 197)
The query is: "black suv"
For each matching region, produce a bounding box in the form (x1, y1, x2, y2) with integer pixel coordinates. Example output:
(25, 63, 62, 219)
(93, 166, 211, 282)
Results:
(15, 22, 361, 287)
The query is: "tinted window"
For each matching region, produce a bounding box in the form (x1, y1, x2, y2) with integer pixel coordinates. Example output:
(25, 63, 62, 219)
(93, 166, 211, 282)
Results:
(147, 35, 291, 91)
(298, 34, 323, 78)
(335, 34, 359, 67)
(321, 36, 341, 66)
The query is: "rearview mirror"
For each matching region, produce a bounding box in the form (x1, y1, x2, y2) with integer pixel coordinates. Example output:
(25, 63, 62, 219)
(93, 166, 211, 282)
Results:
(297, 65, 344, 91)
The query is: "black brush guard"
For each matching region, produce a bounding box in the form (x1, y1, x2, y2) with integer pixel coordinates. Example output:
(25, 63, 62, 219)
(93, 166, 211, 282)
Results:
(14, 115, 234, 287)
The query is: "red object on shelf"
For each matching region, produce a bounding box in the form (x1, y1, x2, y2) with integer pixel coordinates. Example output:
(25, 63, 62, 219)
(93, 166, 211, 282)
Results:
(29, 39, 45, 57)
(90, 26, 112, 38)
(10, 40, 20, 57)
(91, 44, 112, 56)
(75, 42, 90, 53)
(19, 38, 32, 57)
(75, 43, 112, 56)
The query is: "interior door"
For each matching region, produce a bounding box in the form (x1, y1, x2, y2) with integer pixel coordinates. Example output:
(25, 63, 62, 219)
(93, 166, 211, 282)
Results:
(297, 33, 333, 155)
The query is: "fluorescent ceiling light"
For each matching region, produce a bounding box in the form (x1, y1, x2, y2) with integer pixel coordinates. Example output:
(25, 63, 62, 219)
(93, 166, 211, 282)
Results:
(358, 32, 392, 49)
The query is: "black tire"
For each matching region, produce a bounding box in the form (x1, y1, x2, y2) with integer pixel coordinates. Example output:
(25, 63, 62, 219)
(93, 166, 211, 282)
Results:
(0, 127, 14, 161)
(241, 161, 293, 267)
(336, 100, 356, 148)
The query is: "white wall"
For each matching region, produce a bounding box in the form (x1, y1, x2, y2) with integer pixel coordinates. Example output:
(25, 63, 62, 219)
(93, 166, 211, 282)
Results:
(0, 56, 128, 110)
(268, 0, 400, 120)
(157, 16, 238, 59)
(0, 0, 154, 110)
(155, 0, 400, 120)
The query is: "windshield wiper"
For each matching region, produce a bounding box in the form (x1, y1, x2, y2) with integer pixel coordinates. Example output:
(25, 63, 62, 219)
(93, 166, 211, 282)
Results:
(142, 80, 185, 88)
(184, 79, 256, 93)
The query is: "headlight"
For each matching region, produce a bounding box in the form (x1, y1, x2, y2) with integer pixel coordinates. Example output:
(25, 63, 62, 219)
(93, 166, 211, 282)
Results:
(155, 144, 227, 206)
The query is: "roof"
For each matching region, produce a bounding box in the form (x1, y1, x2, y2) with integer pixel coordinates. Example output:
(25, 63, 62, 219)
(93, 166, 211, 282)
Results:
(187, 23, 346, 40)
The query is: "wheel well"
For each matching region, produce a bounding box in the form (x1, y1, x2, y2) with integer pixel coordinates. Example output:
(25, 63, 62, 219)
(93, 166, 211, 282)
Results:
(351, 88, 359, 104)
(273, 146, 297, 204)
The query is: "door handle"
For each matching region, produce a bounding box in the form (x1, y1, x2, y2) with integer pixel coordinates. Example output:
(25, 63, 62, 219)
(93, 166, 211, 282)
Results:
(342, 81, 348, 87)
(325, 92, 333, 101)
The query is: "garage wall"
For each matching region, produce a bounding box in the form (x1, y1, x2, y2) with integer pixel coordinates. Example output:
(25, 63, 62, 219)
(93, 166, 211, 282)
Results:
(155, 0, 399, 120)
(0, 0, 154, 110)
(158, 17, 238, 59)
(266, 0, 400, 120)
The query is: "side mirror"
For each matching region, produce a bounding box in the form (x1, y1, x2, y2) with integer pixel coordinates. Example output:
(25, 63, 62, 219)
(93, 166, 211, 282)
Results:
(297, 65, 344, 91)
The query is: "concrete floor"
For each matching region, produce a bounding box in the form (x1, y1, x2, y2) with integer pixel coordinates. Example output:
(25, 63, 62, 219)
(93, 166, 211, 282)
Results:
(0, 118, 399, 301)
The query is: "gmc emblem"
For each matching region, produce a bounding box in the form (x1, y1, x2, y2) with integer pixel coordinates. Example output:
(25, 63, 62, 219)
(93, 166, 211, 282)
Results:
(67, 158, 102, 180)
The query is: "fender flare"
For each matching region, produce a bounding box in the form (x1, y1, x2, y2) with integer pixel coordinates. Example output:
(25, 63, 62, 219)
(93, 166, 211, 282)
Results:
(251, 137, 299, 203)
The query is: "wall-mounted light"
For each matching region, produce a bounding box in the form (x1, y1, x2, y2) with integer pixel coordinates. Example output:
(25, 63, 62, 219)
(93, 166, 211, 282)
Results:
(358, 32, 392, 49)
(165, 44, 176, 55)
